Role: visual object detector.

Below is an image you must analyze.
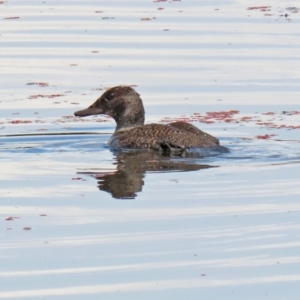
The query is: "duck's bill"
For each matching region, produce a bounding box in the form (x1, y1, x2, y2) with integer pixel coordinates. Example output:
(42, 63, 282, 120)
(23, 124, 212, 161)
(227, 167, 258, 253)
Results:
(74, 107, 103, 117)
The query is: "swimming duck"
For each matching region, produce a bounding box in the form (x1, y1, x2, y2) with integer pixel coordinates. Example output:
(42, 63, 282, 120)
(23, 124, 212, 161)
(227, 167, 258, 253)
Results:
(74, 86, 228, 155)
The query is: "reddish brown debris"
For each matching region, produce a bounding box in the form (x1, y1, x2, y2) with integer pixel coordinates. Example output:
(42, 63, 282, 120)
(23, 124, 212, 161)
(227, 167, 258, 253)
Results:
(247, 6, 271, 10)
(5, 217, 19, 221)
(27, 82, 49, 87)
(28, 94, 64, 99)
(72, 177, 86, 181)
(9, 120, 32, 124)
(241, 137, 252, 140)
(159, 110, 300, 130)
(256, 122, 300, 130)
(283, 111, 300, 115)
(256, 134, 276, 139)
(161, 110, 239, 124)
(23, 227, 31, 231)
(240, 116, 253, 122)
(262, 112, 275, 115)
(4, 16, 20, 19)
(62, 115, 76, 119)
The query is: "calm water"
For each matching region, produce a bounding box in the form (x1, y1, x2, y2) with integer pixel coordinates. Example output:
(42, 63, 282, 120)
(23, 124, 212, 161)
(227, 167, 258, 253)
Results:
(1, 0, 300, 299)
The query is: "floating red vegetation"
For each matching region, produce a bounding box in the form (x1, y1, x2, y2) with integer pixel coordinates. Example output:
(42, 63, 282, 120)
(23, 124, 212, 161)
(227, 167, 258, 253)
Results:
(9, 120, 32, 124)
(54, 116, 108, 124)
(206, 110, 239, 120)
(27, 82, 49, 87)
(160, 110, 239, 124)
(159, 110, 300, 130)
(28, 94, 64, 99)
(256, 134, 276, 139)
(62, 115, 76, 119)
(282, 110, 300, 115)
(262, 112, 275, 115)
(241, 137, 252, 140)
(240, 116, 253, 122)
(5, 217, 20, 221)
(247, 6, 271, 10)
(4, 16, 20, 19)
(256, 122, 275, 126)
(256, 122, 300, 130)
(72, 177, 86, 181)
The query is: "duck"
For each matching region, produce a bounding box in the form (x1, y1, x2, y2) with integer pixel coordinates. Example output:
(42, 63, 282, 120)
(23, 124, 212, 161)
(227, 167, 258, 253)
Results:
(74, 85, 229, 155)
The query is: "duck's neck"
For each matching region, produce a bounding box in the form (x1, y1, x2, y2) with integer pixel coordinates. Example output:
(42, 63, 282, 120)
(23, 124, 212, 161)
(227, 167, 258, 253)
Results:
(114, 103, 145, 131)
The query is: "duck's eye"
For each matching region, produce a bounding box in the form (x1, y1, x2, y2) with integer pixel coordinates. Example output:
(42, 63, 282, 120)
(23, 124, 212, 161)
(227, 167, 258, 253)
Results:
(105, 92, 114, 101)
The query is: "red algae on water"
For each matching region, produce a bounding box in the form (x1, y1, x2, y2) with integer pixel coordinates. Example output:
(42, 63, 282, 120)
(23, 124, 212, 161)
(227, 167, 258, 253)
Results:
(28, 94, 64, 99)
(5, 217, 20, 221)
(256, 134, 276, 139)
(159, 110, 300, 130)
(27, 82, 49, 87)
(247, 6, 271, 11)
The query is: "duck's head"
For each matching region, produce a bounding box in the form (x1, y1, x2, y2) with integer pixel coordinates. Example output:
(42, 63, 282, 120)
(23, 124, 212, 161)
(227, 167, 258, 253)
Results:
(74, 85, 145, 131)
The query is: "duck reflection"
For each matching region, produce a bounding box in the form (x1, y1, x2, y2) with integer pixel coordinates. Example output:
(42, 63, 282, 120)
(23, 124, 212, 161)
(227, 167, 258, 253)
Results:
(78, 151, 216, 199)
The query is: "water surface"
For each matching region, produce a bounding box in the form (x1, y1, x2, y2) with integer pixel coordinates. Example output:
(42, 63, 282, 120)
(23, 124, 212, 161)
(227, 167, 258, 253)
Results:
(1, 0, 300, 299)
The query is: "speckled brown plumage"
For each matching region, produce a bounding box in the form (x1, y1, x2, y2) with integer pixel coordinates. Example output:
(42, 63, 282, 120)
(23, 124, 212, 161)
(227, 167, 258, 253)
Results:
(74, 85, 228, 154)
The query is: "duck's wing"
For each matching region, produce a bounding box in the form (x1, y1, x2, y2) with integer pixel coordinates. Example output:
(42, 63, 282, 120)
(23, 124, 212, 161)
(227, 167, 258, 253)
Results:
(168, 121, 220, 145)
(109, 123, 221, 153)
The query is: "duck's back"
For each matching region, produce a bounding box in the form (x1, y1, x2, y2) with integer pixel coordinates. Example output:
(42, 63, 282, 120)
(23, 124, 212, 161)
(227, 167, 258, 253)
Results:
(109, 121, 227, 154)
